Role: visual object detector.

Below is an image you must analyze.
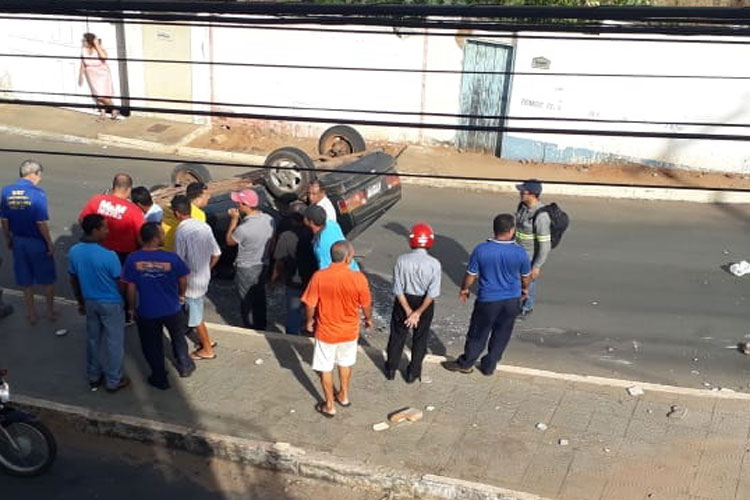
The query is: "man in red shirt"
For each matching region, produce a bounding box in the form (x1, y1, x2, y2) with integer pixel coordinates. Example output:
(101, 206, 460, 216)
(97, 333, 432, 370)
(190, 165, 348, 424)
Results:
(79, 173, 144, 264)
(302, 240, 372, 418)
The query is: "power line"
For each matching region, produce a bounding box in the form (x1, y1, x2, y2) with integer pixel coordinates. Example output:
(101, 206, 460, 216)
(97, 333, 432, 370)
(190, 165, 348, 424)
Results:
(5, 97, 750, 142)
(9, 89, 750, 131)
(5, 51, 750, 81)
(1, 146, 746, 194)
(5, 13, 750, 45)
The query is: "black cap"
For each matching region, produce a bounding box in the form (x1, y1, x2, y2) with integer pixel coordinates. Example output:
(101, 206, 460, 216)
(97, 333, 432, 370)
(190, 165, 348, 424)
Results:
(516, 179, 543, 196)
(303, 205, 327, 226)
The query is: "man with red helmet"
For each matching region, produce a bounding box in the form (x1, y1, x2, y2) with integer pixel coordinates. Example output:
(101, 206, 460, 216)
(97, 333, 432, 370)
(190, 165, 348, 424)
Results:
(385, 222, 442, 383)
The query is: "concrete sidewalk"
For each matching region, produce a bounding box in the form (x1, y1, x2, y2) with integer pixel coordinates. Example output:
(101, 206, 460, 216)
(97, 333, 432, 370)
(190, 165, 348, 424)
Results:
(2, 103, 750, 203)
(2, 293, 750, 500)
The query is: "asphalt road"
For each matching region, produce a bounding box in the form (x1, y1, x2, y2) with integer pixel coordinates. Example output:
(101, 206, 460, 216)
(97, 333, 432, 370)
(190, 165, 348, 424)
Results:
(2, 423, 385, 500)
(1, 133, 750, 390)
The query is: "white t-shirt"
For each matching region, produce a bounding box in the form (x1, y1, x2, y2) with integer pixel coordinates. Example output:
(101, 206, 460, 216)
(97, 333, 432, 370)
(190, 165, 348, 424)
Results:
(317, 196, 337, 221)
(175, 218, 221, 298)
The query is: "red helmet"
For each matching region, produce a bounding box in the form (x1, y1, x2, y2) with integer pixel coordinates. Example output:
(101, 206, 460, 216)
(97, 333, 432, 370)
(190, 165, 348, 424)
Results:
(409, 223, 435, 249)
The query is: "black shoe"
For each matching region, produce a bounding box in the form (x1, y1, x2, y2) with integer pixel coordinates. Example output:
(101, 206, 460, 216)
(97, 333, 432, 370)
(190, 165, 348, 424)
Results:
(385, 369, 396, 381)
(105, 376, 131, 393)
(147, 376, 170, 390)
(404, 369, 421, 384)
(178, 366, 196, 378)
(442, 360, 474, 374)
(479, 367, 495, 377)
(89, 376, 104, 392)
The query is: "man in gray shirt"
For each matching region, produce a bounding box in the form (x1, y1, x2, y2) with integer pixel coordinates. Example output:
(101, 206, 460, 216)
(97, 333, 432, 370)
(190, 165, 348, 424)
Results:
(385, 222, 441, 383)
(226, 189, 275, 330)
(515, 180, 551, 319)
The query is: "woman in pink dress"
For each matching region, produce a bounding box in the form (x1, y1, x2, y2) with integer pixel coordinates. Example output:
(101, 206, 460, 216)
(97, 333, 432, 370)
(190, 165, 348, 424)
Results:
(78, 33, 119, 120)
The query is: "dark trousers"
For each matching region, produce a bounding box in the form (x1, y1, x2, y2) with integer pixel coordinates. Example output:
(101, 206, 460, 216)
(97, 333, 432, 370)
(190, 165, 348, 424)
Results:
(385, 295, 435, 378)
(237, 266, 267, 330)
(136, 311, 195, 385)
(457, 297, 520, 374)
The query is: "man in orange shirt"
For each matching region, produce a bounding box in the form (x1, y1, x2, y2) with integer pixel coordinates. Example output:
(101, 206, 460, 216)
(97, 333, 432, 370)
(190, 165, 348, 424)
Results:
(302, 240, 372, 418)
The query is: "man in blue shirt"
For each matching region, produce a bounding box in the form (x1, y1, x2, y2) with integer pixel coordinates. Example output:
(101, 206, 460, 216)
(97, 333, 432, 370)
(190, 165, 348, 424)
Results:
(0, 160, 57, 324)
(122, 222, 195, 390)
(303, 205, 359, 271)
(443, 214, 531, 376)
(68, 214, 129, 393)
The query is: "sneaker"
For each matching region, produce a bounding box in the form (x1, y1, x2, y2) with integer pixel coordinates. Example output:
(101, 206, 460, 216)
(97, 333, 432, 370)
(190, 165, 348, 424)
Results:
(105, 376, 131, 393)
(89, 376, 104, 392)
(441, 360, 474, 374)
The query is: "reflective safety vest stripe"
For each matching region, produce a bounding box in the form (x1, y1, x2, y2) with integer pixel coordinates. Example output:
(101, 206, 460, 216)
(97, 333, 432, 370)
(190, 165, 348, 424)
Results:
(535, 235, 551, 241)
(516, 232, 535, 240)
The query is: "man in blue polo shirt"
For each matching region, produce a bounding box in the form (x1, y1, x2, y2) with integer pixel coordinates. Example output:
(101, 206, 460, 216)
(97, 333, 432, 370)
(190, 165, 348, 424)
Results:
(0, 159, 57, 324)
(443, 213, 531, 376)
(303, 205, 359, 271)
(68, 214, 129, 393)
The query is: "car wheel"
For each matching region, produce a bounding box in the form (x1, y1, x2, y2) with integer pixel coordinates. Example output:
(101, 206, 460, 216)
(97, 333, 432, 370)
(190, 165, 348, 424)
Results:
(170, 163, 212, 187)
(263, 147, 315, 199)
(318, 125, 366, 158)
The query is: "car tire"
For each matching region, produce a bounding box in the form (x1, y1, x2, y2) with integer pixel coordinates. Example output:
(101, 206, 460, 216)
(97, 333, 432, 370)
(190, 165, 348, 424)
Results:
(318, 125, 366, 157)
(263, 147, 315, 199)
(170, 163, 212, 187)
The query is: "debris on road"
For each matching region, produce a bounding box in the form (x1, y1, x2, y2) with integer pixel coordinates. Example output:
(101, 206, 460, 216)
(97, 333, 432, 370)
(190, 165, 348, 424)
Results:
(691, 370, 700, 375)
(606, 346, 615, 353)
(54, 329, 68, 337)
(627, 385, 645, 396)
(729, 260, 750, 277)
(591, 301, 599, 306)
(535, 422, 548, 431)
(255, 358, 264, 365)
(604, 447, 611, 453)
(372, 422, 390, 432)
(666, 405, 688, 419)
(425, 405, 435, 412)
(389, 407, 424, 424)
(703, 382, 712, 387)
(559, 439, 569, 446)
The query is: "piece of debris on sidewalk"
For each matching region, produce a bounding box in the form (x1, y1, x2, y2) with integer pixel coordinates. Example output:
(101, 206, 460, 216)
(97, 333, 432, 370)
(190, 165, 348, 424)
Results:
(255, 358, 264, 365)
(425, 405, 436, 412)
(627, 385, 645, 396)
(730, 260, 750, 277)
(535, 422, 548, 431)
(372, 422, 390, 432)
(559, 438, 569, 446)
(389, 407, 424, 424)
(666, 405, 688, 419)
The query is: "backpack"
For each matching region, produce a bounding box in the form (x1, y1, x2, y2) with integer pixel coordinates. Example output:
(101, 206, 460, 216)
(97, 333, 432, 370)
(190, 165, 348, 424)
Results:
(517, 202, 570, 249)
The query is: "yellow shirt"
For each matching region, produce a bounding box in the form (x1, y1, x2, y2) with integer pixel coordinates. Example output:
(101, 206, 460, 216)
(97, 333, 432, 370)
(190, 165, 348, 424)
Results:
(161, 204, 206, 250)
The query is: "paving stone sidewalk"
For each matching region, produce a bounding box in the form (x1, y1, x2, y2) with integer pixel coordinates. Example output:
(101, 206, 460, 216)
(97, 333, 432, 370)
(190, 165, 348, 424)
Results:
(2, 293, 750, 500)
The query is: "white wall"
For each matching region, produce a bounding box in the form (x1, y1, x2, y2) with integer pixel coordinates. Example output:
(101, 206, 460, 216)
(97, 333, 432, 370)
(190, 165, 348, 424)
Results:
(0, 16, 122, 113)
(209, 25, 463, 144)
(504, 33, 750, 172)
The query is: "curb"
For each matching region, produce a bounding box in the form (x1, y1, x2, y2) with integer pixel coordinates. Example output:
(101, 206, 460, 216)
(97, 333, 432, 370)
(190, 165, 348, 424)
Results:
(14, 395, 547, 500)
(1, 122, 748, 203)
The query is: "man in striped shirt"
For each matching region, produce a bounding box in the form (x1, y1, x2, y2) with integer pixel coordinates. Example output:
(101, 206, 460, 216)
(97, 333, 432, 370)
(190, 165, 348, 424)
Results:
(173, 195, 221, 360)
(515, 180, 551, 319)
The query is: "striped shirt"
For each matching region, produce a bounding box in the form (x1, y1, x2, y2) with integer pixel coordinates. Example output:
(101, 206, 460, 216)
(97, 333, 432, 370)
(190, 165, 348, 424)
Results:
(175, 218, 221, 298)
(516, 202, 551, 269)
(392, 248, 441, 299)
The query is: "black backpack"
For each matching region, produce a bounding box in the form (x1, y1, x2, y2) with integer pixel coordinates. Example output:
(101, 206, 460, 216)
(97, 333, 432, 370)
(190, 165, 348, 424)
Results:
(518, 202, 570, 249)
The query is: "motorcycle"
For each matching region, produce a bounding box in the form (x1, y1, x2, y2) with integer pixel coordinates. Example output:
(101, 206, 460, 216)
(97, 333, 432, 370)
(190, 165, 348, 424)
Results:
(0, 369, 57, 476)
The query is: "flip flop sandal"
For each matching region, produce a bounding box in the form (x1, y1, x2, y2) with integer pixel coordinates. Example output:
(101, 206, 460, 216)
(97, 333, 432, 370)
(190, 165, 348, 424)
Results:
(334, 392, 351, 407)
(191, 351, 217, 360)
(315, 402, 336, 418)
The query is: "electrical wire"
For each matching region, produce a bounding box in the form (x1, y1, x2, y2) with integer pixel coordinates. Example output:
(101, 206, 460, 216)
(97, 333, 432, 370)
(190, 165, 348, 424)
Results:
(1, 146, 745, 194)
(5, 13, 750, 45)
(4, 97, 750, 142)
(5, 51, 750, 81)
(9, 89, 750, 131)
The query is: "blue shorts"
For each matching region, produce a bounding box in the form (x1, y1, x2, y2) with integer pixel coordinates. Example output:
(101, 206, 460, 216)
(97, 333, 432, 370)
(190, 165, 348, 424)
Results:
(12, 236, 56, 287)
(185, 296, 204, 328)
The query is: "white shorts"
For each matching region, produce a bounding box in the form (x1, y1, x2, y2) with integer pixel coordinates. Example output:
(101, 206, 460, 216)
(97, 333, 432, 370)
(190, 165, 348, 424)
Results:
(312, 339, 358, 372)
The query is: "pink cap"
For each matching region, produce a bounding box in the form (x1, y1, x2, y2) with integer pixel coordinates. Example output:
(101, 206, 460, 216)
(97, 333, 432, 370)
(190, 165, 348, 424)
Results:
(230, 189, 259, 208)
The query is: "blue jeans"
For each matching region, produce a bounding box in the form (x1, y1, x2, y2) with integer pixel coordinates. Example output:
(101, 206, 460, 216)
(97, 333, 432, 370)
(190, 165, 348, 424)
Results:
(285, 286, 304, 335)
(522, 279, 538, 313)
(85, 300, 125, 389)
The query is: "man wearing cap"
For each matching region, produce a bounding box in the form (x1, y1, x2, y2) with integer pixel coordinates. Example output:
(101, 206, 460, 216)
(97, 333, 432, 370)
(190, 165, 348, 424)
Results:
(270, 200, 317, 335)
(303, 205, 359, 271)
(226, 189, 275, 330)
(515, 179, 551, 319)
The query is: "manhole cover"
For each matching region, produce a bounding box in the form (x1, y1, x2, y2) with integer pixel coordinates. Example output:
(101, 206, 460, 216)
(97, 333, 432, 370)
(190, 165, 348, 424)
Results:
(147, 124, 171, 134)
